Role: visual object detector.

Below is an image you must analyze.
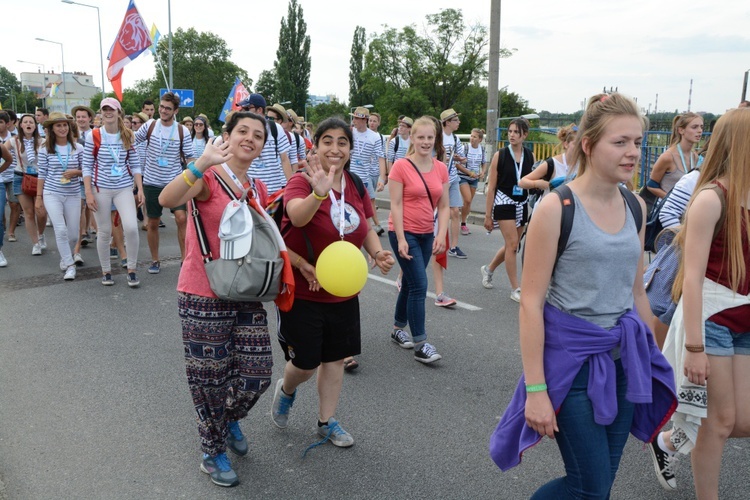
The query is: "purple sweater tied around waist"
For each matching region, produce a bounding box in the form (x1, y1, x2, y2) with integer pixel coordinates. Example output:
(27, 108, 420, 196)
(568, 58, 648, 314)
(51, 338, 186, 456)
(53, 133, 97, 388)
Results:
(489, 303, 677, 471)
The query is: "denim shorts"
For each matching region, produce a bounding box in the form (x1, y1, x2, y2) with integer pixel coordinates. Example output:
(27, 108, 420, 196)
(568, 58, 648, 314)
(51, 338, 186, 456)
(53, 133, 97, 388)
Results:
(704, 319, 750, 356)
(4, 181, 17, 203)
(459, 177, 478, 188)
(448, 178, 461, 207)
(12, 174, 23, 197)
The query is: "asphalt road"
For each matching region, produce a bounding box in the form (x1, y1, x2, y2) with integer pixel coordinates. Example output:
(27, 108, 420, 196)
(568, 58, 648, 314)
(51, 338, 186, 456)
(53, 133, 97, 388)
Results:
(1, 202, 748, 499)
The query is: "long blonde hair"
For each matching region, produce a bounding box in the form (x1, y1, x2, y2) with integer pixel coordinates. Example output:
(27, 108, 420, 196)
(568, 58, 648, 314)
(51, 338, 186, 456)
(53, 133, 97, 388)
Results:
(567, 93, 647, 179)
(672, 108, 750, 300)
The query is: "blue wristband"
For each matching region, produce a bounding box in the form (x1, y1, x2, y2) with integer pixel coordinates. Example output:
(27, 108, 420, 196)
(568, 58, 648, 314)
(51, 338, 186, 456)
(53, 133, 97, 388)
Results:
(646, 179, 661, 189)
(187, 162, 203, 179)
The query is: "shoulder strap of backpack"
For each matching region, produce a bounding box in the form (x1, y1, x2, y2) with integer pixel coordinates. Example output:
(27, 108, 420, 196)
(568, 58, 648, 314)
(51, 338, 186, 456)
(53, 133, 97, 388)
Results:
(269, 122, 279, 157)
(553, 184, 576, 270)
(543, 158, 555, 182)
(393, 136, 399, 156)
(346, 170, 366, 199)
(145, 120, 157, 146)
(178, 124, 186, 165)
(619, 184, 643, 231)
(294, 131, 300, 150)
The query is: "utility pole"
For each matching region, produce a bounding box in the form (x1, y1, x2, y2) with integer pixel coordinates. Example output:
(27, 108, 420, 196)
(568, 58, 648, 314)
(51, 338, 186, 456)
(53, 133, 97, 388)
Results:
(485, 0, 501, 159)
(168, 0, 173, 89)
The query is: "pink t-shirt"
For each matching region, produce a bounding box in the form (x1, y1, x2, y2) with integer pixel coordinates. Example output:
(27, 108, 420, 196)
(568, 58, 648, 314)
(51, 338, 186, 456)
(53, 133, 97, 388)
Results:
(388, 157, 448, 234)
(177, 167, 268, 298)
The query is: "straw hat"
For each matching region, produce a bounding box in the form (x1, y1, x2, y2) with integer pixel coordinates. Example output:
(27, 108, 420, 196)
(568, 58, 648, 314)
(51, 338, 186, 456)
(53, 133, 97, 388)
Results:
(181, 116, 194, 124)
(440, 108, 460, 122)
(71, 105, 95, 119)
(287, 109, 302, 124)
(269, 103, 288, 123)
(400, 116, 414, 126)
(43, 112, 74, 128)
(350, 106, 371, 119)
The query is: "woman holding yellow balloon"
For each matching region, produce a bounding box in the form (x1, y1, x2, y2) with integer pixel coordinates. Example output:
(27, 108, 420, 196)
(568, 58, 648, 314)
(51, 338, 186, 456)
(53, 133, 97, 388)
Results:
(272, 117, 395, 451)
(388, 116, 450, 364)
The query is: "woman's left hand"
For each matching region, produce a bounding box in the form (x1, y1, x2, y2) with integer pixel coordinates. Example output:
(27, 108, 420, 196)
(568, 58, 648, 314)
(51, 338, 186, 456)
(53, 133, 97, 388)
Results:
(136, 191, 145, 208)
(432, 235, 446, 255)
(372, 250, 395, 275)
(298, 260, 321, 292)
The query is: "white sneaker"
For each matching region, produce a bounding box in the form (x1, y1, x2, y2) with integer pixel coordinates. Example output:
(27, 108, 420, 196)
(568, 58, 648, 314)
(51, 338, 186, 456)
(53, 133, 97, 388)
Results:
(59, 260, 67, 271)
(74, 253, 84, 266)
(64, 266, 76, 281)
(38, 234, 47, 249)
(510, 288, 521, 303)
(32, 243, 42, 256)
(480, 265, 494, 289)
(0, 250, 7, 267)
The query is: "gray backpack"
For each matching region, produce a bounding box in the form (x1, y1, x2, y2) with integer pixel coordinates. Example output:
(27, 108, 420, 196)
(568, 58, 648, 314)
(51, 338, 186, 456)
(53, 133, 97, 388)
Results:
(191, 173, 283, 302)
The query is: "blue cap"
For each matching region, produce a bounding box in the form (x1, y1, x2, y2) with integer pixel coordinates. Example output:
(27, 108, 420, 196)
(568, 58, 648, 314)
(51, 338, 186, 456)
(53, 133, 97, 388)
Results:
(238, 93, 267, 110)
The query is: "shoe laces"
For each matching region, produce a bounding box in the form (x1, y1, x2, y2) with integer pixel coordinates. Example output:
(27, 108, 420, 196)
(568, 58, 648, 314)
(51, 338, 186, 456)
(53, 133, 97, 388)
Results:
(277, 390, 295, 414)
(420, 343, 438, 356)
(394, 329, 409, 342)
(661, 452, 678, 477)
(212, 452, 232, 472)
(227, 421, 244, 441)
(301, 420, 344, 458)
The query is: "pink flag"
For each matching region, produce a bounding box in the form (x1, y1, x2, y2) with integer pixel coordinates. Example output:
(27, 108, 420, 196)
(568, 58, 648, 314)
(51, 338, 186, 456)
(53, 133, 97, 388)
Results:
(106, 0, 152, 100)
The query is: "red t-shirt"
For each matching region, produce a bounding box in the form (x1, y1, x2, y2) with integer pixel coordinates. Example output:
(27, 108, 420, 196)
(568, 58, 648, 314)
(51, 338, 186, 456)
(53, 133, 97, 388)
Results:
(706, 207, 750, 333)
(387, 157, 448, 234)
(281, 171, 374, 303)
(177, 167, 268, 298)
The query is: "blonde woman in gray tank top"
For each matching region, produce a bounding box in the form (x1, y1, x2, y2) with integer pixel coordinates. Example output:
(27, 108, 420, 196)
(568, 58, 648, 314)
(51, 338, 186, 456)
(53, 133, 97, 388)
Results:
(646, 113, 703, 199)
(516, 93, 665, 498)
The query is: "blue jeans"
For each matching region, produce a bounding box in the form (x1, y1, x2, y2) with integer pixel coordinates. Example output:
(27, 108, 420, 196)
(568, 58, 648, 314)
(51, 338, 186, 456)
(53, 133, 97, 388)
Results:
(389, 230, 434, 342)
(0, 180, 6, 249)
(531, 359, 634, 500)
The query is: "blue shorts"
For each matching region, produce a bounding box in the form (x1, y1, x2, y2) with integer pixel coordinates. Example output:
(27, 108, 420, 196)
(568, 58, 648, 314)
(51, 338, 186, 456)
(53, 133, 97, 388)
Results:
(704, 319, 750, 356)
(4, 181, 17, 203)
(12, 174, 23, 197)
(459, 177, 478, 188)
(448, 178, 461, 208)
(368, 174, 379, 199)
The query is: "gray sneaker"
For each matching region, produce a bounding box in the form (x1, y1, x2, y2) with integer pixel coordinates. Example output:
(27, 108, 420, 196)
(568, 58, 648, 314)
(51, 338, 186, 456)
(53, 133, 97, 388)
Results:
(31, 243, 42, 256)
(226, 421, 248, 456)
(271, 378, 296, 429)
(38, 234, 47, 249)
(317, 417, 354, 448)
(200, 453, 239, 487)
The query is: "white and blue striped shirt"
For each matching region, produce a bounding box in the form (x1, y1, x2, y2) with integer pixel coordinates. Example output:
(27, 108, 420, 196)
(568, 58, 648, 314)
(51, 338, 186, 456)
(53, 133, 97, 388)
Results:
(443, 132, 466, 183)
(10, 137, 41, 174)
(369, 132, 386, 178)
(134, 119, 194, 187)
(82, 130, 142, 191)
(38, 142, 83, 195)
(659, 169, 700, 229)
(387, 136, 410, 164)
(351, 128, 384, 181)
(0, 133, 13, 182)
(248, 121, 290, 194)
(460, 144, 486, 179)
(192, 136, 208, 158)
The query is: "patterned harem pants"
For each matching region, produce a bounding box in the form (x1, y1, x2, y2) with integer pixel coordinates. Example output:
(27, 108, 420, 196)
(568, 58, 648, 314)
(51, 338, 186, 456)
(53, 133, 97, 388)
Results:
(178, 292, 273, 456)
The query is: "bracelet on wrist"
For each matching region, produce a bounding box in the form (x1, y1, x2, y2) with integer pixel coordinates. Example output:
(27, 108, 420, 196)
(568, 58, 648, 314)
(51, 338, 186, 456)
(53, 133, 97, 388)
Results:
(187, 162, 203, 179)
(295, 255, 303, 268)
(525, 383, 547, 393)
(312, 191, 328, 201)
(182, 170, 194, 187)
(685, 343, 705, 353)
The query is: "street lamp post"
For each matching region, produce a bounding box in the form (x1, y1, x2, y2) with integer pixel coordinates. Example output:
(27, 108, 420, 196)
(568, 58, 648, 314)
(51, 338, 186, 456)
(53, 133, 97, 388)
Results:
(61, 0, 106, 98)
(17, 60, 47, 107)
(35, 38, 67, 112)
(742, 69, 750, 103)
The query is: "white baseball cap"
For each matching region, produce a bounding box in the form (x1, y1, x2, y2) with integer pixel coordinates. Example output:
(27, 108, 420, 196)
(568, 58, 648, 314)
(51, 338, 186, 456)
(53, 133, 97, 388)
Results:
(218, 199, 254, 260)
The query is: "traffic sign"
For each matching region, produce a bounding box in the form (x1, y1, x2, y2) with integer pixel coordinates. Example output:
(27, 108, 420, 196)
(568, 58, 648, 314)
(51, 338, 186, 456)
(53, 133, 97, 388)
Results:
(160, 88, 195, 108)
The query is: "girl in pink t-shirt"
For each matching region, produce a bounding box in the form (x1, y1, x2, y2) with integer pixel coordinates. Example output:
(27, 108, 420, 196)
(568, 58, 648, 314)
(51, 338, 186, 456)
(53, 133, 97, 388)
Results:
(388, 116, 449, 364)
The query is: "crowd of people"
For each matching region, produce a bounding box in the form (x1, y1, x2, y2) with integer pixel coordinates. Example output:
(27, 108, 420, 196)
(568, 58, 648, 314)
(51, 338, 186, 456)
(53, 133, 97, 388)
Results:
(2, 91, 748, 497)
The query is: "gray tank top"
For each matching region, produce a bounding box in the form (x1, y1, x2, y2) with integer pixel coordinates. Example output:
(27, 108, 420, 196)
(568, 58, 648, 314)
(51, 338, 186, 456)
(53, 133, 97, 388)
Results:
(547, 192, 641, 329)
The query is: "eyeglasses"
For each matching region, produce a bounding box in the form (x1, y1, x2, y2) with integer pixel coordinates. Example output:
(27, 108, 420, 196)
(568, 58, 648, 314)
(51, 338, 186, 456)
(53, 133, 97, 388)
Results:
(241, 105, 257, 112)
(450, 118, 460, 122)
(159, 105, 174, 112)
(194, 122, 204, 126)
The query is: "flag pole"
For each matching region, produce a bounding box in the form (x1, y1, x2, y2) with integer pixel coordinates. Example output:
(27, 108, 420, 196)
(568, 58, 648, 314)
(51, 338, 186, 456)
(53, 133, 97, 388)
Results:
(153, 51, 170, 92)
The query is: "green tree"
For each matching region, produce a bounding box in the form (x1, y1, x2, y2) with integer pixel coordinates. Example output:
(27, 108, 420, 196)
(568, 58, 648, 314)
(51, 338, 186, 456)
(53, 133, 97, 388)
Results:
(348, 26, 367, 106)
(147, 28, 250, 130)
(0, 66, 22, 111)
(255, 69, 279, 106)
(306, 98, 350, 127)
(274, 0, 311, 112)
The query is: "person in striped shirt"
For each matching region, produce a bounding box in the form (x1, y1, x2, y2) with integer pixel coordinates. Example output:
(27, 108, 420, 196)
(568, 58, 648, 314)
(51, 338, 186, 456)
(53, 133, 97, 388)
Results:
(440, 108, 468, 258)
(83, 98, 144, 287)
(350, 107, 386, 234)
(37, 113, 83, 280)
(387, 116, 412, 169)
(134, 92, 195, 274)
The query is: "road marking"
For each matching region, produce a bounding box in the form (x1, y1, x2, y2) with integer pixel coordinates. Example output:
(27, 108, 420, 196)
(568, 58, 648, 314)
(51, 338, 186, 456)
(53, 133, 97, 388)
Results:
(367, 273, 483, 311)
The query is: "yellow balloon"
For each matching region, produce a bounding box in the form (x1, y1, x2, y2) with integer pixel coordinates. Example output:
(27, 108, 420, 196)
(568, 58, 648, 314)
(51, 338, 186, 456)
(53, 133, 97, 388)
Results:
(316, 241, 368, 297)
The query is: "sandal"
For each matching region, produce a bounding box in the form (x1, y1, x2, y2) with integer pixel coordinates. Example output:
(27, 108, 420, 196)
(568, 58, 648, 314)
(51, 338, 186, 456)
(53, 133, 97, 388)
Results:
(343, 357, 359, 372)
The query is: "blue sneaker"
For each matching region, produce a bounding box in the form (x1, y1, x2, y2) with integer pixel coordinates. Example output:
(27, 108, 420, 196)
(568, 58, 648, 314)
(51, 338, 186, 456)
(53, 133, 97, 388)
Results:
(148, 261, 160, 274)
(101, 273, 114, 286)
(226, 421, 248, 456)
(271, 379, 296, 429)
(447, 246, 467, 259)
(200, 452, 239, 487)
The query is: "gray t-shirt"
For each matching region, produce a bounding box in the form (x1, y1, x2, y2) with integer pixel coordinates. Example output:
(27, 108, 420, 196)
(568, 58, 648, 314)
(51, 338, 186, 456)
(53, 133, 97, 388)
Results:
(547, 192, 641, 329)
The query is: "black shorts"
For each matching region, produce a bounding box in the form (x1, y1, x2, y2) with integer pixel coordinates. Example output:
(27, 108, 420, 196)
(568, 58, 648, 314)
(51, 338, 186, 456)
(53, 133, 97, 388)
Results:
(493, 202, 529, 227)
(277, 297, 361, 370)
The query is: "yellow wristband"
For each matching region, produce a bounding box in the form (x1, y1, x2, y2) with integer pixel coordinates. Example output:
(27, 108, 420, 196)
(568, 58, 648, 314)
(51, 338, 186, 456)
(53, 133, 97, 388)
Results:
(182, 170, 194, 187)
(312, 191, 328, 201)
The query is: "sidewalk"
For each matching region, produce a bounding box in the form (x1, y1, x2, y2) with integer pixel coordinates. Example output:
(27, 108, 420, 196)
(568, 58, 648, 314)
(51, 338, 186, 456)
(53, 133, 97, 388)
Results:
(374, 182, 490, 226)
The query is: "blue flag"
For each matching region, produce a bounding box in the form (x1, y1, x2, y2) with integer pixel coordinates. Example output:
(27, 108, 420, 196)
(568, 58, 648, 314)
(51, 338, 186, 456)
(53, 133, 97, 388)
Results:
(219, 77, 241, 123)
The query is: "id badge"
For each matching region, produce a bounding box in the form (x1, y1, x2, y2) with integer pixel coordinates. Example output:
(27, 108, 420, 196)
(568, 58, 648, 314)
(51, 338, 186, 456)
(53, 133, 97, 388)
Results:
(111, 163, 125, 177)
(354, 159, 362, 166)
(512, 185, 523, 196)
(60, 176, 71, 184)
(157, 157, 168, 167)
(26, 166, 37, 175)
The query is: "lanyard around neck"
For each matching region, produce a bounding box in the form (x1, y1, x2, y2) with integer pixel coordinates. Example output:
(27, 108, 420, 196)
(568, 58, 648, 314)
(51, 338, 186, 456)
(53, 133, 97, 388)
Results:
(158, 122, 177, 157)
(508, 146, 524, 182)
(676, 145, 694, 174)
(220, 162, 254, 198)
(55, 144, 71, 169)
(327, 174, 346, 239)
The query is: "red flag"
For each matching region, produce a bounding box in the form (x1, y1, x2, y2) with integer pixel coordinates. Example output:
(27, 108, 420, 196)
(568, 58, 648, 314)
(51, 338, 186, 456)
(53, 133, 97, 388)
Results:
(106, 0, 152, 100)
(232, 81, 250, 111)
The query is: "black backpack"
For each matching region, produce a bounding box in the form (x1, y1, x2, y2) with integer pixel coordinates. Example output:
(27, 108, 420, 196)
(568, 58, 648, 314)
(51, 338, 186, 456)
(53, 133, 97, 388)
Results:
(644, 188, 674, 253)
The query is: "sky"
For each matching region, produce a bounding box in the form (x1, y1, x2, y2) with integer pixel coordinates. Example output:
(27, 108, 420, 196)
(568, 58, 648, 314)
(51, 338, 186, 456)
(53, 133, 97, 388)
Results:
(6, 0, 750, 116)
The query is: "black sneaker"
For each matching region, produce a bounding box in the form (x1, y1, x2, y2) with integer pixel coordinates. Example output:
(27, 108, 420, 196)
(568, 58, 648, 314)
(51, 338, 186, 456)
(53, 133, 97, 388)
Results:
(414, 342, 442, 364)
(101, 273, 114, 286)
(391, 329, 414, 349)
(649, 437, 677, 490)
